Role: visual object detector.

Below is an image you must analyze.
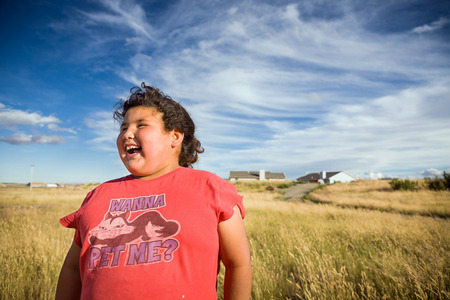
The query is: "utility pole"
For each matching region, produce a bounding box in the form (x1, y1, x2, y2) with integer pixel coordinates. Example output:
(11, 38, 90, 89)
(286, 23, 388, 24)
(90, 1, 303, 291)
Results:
(30, 165, 34, 191)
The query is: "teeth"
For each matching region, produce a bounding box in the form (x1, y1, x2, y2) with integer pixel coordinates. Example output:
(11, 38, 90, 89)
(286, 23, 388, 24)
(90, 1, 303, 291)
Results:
(126, 145, 140, 151)
(125, 145, 141, 153)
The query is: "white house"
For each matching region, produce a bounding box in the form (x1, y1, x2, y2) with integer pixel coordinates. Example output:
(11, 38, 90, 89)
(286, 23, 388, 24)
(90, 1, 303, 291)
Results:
(229, 170, 286, 181)
(297, 171, 356, 184)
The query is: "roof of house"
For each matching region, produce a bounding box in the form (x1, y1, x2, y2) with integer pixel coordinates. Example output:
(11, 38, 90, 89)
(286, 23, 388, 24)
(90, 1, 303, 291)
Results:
(297, 171, 341, 182)
(229, 171, 286, 180)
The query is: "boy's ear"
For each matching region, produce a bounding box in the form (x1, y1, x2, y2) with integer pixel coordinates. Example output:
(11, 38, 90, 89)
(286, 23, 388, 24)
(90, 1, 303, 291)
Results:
(171, 129, 184, 148)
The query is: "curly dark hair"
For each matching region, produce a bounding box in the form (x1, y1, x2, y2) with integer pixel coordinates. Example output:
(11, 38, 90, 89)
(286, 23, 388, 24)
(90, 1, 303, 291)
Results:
(113, 83, 204, 167)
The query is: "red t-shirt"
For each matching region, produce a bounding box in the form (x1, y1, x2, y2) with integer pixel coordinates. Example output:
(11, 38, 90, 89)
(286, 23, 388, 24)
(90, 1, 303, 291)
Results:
(60, 167, 245, 299)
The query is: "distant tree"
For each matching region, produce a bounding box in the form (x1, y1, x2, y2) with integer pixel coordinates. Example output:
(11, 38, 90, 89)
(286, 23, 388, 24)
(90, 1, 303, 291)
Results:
(444, 171, 450, 189)
(426, 171, 450, 191)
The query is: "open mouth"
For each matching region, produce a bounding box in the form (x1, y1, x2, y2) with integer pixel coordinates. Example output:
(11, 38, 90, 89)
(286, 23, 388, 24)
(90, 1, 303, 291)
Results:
(126, 145, 142, 155)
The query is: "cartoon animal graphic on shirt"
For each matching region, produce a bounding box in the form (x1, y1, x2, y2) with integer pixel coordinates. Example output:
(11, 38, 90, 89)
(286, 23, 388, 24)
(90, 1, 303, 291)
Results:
(89, 210, 180, 247)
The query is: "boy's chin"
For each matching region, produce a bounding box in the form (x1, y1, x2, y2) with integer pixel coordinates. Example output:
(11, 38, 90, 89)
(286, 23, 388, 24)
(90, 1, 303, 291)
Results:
(124, 165, 151, 178)
(123, 165, 141, 176)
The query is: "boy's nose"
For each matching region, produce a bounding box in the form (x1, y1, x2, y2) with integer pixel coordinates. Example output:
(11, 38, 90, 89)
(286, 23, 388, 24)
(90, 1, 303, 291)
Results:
(123, 128, 135, 139)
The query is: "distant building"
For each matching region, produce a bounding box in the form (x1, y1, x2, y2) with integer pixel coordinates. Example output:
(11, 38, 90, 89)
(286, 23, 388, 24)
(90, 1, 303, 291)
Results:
(27, 182, 47, 188)
(297, 171, 356, 184)
(229, 170, 286, 181)
(27, 182, 60, 188)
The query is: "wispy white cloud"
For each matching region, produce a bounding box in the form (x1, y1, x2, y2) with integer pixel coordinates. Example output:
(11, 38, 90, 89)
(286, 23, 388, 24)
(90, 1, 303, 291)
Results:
(421, 168, 444, 178)
(47, 124, 77, 134)
(84, 111, 119, 151)
(110, 1, 447, 122)
(72, 0, 155, 53)
(412, 17, 449, 34)
(0, 104, 76, 145)
(0, 104, 61, 128)
(1, 133, 65, 145)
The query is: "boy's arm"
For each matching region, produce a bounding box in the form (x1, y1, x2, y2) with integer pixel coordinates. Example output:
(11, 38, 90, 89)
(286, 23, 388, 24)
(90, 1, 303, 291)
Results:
(55, 241, 82, 300)
(218, 205, 252, 300)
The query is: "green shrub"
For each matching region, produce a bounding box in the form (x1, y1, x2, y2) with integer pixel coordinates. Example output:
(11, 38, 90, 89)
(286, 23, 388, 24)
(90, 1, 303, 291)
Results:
(276, 182, 295, 189)
(425, 171, 450, 191)
(426, 177, 447, 191)
(389, 179, 418, 191)
(266, 185, 275, 191)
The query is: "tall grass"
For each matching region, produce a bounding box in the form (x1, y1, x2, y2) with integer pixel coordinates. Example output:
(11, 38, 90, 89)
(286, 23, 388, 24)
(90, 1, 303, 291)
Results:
(239, 192, 449, 299)
(233, 180, 297, 193)
(306, 180, 450, 218)
(0, 187, 87, 299)
(1, 182, 449, 299)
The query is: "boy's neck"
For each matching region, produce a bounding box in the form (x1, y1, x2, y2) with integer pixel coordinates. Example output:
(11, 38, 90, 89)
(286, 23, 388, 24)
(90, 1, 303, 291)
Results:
(131, 164, 182, 180)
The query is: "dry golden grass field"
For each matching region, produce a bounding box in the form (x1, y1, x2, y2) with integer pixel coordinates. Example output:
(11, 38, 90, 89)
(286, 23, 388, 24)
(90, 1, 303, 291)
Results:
(1, 180, 449, 299)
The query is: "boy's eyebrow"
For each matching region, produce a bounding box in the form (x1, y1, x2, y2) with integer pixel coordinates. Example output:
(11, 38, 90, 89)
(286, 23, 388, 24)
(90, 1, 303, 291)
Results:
(120, 118, 148, 127)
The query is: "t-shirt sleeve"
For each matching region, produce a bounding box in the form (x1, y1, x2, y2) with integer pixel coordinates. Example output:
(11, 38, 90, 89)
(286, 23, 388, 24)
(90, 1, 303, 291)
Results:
(59, 189, 94, 248)
(59, 210, 82, 247)
(60, 210, 77, 228)
(215, 179, 245, 223)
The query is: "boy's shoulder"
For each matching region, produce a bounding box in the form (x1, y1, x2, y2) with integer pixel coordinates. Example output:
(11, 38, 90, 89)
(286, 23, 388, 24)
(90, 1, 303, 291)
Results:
(180, 168, 225, 181)
(103, 175, 132, 184)
(180, 168, 236, 190)
(87, 175, 131, 193)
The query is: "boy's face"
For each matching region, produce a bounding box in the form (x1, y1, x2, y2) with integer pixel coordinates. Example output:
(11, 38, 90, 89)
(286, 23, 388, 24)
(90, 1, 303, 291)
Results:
(117, 106, 181, 180)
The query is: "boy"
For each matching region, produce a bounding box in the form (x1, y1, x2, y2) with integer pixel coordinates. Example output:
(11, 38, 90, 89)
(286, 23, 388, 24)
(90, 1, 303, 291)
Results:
(56, 83, 252, 299)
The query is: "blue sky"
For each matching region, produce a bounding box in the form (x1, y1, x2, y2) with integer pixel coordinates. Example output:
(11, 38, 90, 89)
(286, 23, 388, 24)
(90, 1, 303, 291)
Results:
(1, 0, 449, 183)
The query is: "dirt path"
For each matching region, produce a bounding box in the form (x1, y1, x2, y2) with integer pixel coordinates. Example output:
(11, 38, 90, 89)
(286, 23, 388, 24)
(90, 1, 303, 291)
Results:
(278, 183, 319, 201)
